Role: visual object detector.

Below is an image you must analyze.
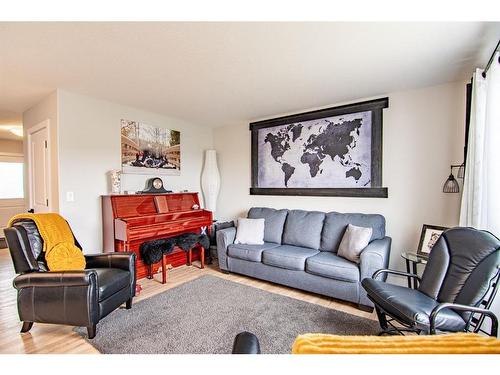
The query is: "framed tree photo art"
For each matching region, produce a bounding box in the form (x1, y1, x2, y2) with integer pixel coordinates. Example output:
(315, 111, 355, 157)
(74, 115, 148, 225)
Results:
(250, 98, 389, 197)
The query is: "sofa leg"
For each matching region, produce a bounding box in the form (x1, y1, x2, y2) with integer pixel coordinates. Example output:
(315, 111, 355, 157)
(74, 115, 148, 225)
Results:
(20, 321, 33, 333)
(220, 269, 230, 274)
(126, 298, 133, 309)
(87, 324, 96, 339)
(358, 304, 374, 313)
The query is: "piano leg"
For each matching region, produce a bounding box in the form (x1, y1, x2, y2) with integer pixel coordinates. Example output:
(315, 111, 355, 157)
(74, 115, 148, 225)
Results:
(187, 249, 192, 266)
(148, 264, 154, 279)
(162, 255, 167, 284)
(200, 247, 205, 269)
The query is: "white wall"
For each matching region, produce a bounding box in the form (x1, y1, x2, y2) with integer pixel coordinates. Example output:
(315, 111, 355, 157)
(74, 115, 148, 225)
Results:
(57, 90, 214, 253)
(22, 91, 59, 212)
(214, 81, 466, 271)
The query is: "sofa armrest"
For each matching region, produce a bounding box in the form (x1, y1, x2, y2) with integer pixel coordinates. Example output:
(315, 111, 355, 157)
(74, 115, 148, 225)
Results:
(358, 237, 392, 306)
(13, 270, 97, 289)
(216, 227, 237, 271)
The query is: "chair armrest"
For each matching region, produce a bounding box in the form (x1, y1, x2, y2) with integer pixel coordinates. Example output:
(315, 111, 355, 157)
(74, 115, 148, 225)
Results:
(232, 331, 261, 354)
(85, 252, 136, 272)
(13, 270, 97, 289)
(85, 252, 136, 298)
(216, 227, 236, 271)
(372, 268, 422, 282)
(430, 302, 499, 336)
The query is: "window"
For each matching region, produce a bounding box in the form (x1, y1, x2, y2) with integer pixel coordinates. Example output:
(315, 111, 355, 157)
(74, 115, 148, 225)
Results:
(0, 161, 24, 199)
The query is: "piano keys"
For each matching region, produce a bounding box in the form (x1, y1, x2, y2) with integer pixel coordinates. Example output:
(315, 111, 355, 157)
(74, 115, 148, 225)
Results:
(101, 192, 213, 280)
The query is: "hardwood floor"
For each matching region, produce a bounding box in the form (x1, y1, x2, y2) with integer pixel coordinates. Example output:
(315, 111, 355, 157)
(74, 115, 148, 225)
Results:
(0, 248, 377, 354)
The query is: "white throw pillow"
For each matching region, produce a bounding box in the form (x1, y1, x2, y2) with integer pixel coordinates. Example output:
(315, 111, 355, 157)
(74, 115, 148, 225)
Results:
(337, 224, 373, 263)
(234, 218, 265, 245)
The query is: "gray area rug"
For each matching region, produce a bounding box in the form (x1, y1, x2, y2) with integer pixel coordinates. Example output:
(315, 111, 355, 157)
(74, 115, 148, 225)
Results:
(75, 275, 380, 354)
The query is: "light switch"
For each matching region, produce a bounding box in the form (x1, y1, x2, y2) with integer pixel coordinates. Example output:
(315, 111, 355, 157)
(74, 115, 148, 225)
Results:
(66, 191, 74, 202)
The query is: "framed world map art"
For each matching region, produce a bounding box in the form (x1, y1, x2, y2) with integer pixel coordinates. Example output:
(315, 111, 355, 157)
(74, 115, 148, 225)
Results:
(250, 98, 389, 197)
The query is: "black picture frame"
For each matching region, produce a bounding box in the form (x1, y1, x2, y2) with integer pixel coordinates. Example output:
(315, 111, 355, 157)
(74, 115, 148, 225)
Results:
(249, 97, 389, 197)
(417, 224, 449, 257)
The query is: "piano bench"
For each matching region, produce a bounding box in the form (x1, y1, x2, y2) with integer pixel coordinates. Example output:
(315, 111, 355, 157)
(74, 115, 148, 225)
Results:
(159, 246, 205, 285)
(187, 246, 205, 270)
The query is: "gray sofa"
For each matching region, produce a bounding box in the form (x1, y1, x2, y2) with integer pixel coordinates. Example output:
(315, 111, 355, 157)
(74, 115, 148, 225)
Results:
(216, 207, 391, 310)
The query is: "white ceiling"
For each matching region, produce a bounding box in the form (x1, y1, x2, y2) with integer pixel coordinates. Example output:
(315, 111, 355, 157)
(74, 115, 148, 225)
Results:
(0, 22, 498, 128)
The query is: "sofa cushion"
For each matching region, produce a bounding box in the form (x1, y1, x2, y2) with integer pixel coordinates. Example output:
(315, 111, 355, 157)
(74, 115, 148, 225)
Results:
(320, 212, 386, 252)
(282, 210, 325, 250)
(94, 268, 130, 301)
(305, 252, 360, 282)
(262, 245, 319, 271)
(248, 207, 288, 244)
(227, 242, 280, 262)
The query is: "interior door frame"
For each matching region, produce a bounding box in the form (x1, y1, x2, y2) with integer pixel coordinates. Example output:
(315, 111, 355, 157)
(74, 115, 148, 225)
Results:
(27, 119, 52, 212)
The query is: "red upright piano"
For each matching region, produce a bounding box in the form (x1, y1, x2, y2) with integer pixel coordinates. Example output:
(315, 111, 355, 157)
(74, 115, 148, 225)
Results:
(101, 192, 213, 280)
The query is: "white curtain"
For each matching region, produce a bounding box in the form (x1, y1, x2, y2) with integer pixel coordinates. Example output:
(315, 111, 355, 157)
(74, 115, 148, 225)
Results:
(460, 53, 500, 335)
(460, 52, 500, 236)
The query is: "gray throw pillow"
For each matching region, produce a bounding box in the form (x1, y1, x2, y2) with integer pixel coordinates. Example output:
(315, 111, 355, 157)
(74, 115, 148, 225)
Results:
(337, 224, 373, 263)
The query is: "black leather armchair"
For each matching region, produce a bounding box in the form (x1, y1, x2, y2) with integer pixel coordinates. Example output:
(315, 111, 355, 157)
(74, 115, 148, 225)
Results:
(232, 332, 261, 354)
(362, 227, 500, 336)
(5, 219, 136, 339)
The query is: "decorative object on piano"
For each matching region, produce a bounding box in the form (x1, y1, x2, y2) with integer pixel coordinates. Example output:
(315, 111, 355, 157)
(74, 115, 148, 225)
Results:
(192, 204, 200, 210)
(121, 118, 181, 175)
(108, 170, 122, 194)
(201, 149, 220, 214)
(141, 177, 171, 194)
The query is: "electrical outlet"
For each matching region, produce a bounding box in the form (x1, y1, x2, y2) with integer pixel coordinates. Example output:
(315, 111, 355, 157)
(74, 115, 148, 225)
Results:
(66, 191, 74, 202)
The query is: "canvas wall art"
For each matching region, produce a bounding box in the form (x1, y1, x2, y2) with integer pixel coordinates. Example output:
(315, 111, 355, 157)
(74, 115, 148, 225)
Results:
(250, 98, 389, 197)
(121, 119, 181, 175)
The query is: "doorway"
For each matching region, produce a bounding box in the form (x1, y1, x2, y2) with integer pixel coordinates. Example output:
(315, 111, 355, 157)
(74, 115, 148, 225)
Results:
(27, 120, 52, 213)
(0, 124, 25, 247)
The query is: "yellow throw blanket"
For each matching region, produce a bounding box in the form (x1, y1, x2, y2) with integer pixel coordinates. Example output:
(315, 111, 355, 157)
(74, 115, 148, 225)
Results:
(8, 213, 86, 271)
(292, 333, 500, 354)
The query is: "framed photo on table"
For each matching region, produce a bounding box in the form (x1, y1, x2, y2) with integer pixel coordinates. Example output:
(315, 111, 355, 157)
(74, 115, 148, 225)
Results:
(417, 224, 448, 257)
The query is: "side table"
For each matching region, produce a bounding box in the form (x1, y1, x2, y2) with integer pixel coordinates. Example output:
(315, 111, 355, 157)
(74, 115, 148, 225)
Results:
(400, 251, 427, 289)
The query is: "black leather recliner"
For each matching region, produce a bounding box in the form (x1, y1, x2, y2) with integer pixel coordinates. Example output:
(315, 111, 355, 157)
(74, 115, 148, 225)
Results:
(362, 227, 500, 336)
(4, 219, 136, 339)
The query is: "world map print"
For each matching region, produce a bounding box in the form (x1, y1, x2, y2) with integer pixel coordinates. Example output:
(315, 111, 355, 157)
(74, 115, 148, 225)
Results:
(257, 111, 372, 188)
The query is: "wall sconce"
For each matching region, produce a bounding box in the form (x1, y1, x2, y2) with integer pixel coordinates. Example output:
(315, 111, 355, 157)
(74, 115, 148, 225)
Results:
(443, 163, 464, 193)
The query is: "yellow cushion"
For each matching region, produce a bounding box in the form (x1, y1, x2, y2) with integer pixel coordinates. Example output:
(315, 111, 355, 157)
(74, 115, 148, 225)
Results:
(292, 333, 500, 354)
(45, 242, 86, 271)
